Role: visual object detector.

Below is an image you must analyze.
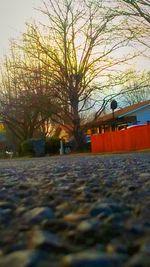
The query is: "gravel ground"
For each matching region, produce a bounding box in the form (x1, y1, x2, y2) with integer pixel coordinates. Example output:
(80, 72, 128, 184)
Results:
(0, 152, 150, 267)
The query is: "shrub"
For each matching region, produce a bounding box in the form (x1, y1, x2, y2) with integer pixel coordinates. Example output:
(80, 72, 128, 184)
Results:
(0, 151, 7, 159)
(20, 140, 33, 156)
(45, 137, 60, 154)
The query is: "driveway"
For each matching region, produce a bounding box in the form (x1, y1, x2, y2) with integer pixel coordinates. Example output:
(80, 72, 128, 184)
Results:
(0, 152, 150, 266)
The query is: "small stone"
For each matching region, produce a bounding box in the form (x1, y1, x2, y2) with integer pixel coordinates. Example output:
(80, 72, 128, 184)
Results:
(16, 206, 26, 215)
(0, 201, 14, 209)
(90, 203, 112, 217)
(0, 208, 12, 223)
(140, 240, 150, 254)
(63, 213, 87, 222)
(139, 173, 150, 178)
(126, 253, 150, 267)
(0, 250, 45, 267)
(106, 240, 127, 254)
(77, 221, 93, 232)
(24, 207, 54, 224)
(134, 206, 141, 216)
(61, 251, 124, 267)
(77, 220, 99, 233)
(28, 229, 63, 249)
(56, 202, 71, 210)
(8, 242, 26, 253)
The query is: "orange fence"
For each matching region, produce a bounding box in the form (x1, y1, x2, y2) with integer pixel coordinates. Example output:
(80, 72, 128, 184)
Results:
(91, 124, 150, 153)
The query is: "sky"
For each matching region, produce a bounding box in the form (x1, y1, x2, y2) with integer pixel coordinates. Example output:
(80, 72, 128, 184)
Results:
(0, 0, 149, 71)
(0, 0, 42, 58)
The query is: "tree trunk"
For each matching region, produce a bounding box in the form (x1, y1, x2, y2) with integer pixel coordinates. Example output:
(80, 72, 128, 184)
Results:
(73, 120, 84, 151)
(71, 93, 84, 151)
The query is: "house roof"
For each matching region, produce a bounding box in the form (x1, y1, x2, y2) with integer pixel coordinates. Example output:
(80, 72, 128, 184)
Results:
(53, 124, 73, 136)
(56, 124, 73, 131)
(98, 100, 150, 122)
(85, 100, 150, 128)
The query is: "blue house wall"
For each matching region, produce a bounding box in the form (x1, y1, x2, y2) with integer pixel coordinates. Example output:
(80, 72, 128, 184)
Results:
(129, 105, 150, 125)
(119, 104, 150, 125)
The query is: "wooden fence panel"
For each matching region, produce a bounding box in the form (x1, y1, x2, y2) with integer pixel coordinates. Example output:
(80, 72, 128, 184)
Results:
(91, 125, 150, 153)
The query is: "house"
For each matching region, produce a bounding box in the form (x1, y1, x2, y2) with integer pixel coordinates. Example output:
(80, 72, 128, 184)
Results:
(54, 124, 71, 141)
(47, 123, 72, 142)
(85, 100, 150, 134)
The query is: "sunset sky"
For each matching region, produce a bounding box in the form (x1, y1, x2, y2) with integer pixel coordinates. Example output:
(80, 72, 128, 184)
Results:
(0, 0, 41, 57)
(0, 0, 149, 71)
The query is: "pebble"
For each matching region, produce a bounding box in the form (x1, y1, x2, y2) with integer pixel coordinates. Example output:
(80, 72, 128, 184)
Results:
(23, 207, 54, 224)
(0, 153, 149, 266)
(0, 250, 45, 267)
(61, 251, 125, 267)
(28, 229, 63, 249)
(63, 213, 87, 222)
(125, 253, 150, 267)
(0, 201, 14, 209)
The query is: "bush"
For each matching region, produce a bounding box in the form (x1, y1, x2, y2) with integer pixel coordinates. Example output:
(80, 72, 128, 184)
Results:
(20, 140, 33, 157)
(20, 139, 46, 157)
(45, 137, 60, 154)
(0, 151, 7, 159)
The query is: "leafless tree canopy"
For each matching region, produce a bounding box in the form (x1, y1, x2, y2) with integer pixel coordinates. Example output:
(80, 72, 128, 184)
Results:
(121, 0, 150, 24)
(0, 0, 149, 149)
(111, 0, 150, 49)
(0, 42, 59, 143)
(120, 69, 150, 105)
(20, 0, 138, 147)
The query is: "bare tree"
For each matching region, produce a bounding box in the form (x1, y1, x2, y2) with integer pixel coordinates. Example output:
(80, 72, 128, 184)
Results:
(121, 0, 150, 24)
(93, 68, 150, 119)
(119, 69, 150, 105)
(0, 42, 58, 146)
(21, 0, 136, 149)
(112, 0, 150, 49)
